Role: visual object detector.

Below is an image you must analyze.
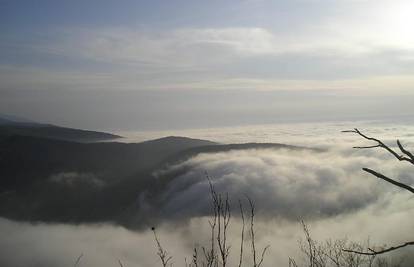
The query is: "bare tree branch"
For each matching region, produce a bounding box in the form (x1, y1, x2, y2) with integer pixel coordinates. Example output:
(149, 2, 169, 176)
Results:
(343, 128, 414, 194)
(152, 227, 172, 267)
(205, 173, 218, 267)
(192, 247, 199, 267)
(247, 197, 257, 267)
(397, 140, 414, 162)
(238, 200, 245, 267)
(74, 253, 83, 267)
(342, 129, 414, 164)
(363, 168, 414, 194)
(343, 241, 414, 256)
(353, 145, 381, 149)
(246, 196, 269, 267)
(289, 257, 298, 267)
(342, 128, 414, 257)
(257, 245, 270, 267)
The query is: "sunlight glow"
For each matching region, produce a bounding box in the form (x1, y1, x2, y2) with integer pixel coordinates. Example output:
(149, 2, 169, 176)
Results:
(381, 1, 414, 47)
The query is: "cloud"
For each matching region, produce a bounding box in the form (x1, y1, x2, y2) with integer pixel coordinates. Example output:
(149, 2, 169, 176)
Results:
(0, 190, 413, 267)
(173, 28, 278, 56)
(144, 146, 414, 224)
(122, 121, 414, 148)
(2, 1, 414, 96)
(125, 123, 414, 228)
(2, 24, 414, 94)
(0, 218, 182, 267)
(43, 27, 278, 68)
(39, 26, 414, 70)
(49, 172, 105, 188)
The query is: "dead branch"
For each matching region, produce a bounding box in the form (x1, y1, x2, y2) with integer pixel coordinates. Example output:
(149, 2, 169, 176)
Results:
(216, 193, 231, 267)
(301, 221, 315, 267)
(152, 227, 172, 267)
(343, 128, 414, 194)
(247, 197, 268, 267)
(343, 241, 414, 256)
(204, 174, 218, 267)
(398, 140, 414, 162)
(74, 253, 83, 267)
(363, 168, 414, 194)
(238, 200, 245, 267)
(342, 129, 414, 165)
(342, 128, 414, 256)
(192, 247, 199, 267)
(289, 257, 298, 267)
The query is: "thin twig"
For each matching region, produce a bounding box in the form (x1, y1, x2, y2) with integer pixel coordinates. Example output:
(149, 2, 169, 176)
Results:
(152, 227, 172, 267)
(74, 253, 83, 267)
(257, 245, 270, 267)
(247, 197, 257, 267)
(238, 200, 245, 267)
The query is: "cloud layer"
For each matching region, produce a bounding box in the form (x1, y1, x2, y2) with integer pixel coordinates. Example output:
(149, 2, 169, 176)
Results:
(1, 125, 414, 266)
(1, 191, 413, 267)
(3, 24, 414, 92)
(144, 142, 413, 222)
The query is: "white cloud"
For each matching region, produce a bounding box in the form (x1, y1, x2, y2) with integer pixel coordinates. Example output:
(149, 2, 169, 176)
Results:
(173, 28, 278, 56)
(148, 146, 413, 221)
(3, 1, 414, 95)
(49, 172, 105, 187)
(48, 27, 280, 68)
(1, 21, 413, 93)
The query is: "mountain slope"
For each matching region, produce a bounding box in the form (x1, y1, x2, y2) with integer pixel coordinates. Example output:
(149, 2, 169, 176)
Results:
(0, 135, 218, 223)
(0, 124, 122, 142)
(0, 114, 35, 125)
(0, 135, 217, 189)
(0, 115, 122, 142)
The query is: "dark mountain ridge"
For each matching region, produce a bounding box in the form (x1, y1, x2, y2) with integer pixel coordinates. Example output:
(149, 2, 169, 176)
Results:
(0, 134, 218, 223)
(0, 124, 122, 142)
(0, 115, 121, 142)
(0, 126, 307, 228)
(0, 114, 36, 125)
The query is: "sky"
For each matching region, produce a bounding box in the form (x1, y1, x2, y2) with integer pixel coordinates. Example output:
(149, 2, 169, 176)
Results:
(1, 0, 414, 130)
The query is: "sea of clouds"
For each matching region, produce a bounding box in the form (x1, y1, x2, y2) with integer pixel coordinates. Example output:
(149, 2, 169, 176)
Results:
(1, 121, 414, 266)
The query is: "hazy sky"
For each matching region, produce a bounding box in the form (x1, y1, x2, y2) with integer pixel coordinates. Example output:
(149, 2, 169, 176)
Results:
(1, 0, 414, 130)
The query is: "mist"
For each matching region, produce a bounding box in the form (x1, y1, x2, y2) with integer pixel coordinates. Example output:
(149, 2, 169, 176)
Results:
(2, 125, 414, 266)
(2, 89, 414, 131)
(1, 191, 413, 267)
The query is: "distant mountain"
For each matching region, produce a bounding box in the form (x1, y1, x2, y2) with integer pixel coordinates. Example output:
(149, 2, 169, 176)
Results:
(0, 124, 122, 142)
(0, 117, 16, 125)
(0, 114, 36, 125)
(0, 115, 121, 142)
(0, 135, 217, 190)
(0, 135, 217, 223)
(0, 133, 307, 228)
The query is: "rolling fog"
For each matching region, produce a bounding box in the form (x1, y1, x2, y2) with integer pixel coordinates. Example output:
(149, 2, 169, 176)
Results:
(1, 122, 414, 267)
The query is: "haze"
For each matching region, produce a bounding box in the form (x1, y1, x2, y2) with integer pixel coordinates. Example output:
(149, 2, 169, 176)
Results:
(1, 0, 414, 130)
